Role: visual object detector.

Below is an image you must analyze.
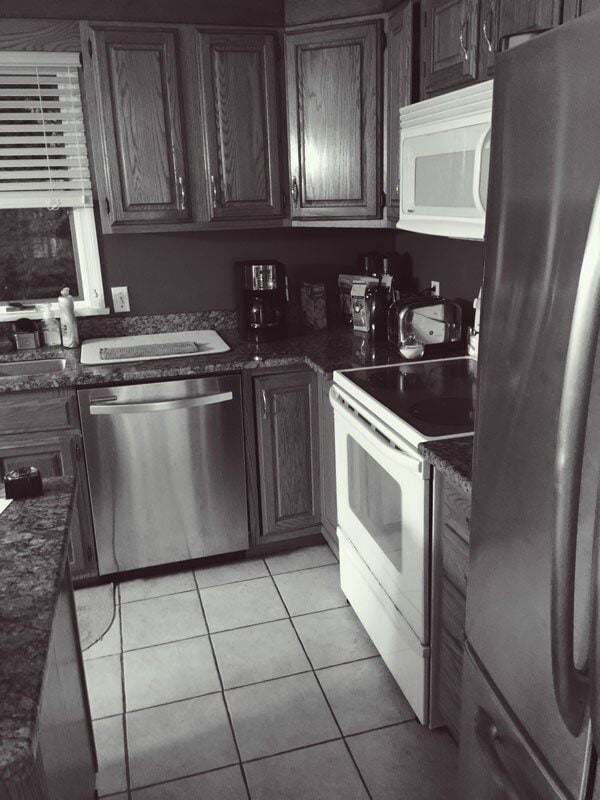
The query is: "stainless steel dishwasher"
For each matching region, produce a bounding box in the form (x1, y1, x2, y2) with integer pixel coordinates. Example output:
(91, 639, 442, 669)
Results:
(78, 374, 248, 575)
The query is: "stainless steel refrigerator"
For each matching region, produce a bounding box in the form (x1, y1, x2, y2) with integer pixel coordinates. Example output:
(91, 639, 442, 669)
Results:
(459, 12, 600, 799)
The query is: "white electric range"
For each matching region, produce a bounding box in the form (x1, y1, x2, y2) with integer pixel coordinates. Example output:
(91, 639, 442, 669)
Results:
(331, 356, 476, 725)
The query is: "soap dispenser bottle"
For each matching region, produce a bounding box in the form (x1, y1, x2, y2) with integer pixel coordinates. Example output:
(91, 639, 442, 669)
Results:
(57, 287, 79, 348)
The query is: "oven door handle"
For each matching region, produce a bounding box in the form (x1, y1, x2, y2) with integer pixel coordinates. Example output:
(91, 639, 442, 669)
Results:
(329, 385, 422, 472)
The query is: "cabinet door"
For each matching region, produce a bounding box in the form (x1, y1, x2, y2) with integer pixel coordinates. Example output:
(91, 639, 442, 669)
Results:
(318, 374, 337, 553)
(255, 371, 321, 537)
(421, 0, 479, 97)
(286, 21, 383, 220)
(90, 28, 191, 227)
(563, 0, 600, 20)
(197, 31, 284, 222)
(0, 432, 97, 580)
(387, 2, 413, 224)
(479, 0, 560, 77)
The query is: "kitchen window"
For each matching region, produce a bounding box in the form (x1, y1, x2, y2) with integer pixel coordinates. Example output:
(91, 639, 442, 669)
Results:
(0, 51, 107, 321)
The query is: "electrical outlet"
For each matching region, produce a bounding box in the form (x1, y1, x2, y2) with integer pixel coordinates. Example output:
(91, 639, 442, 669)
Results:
(111, 286, 130, 313)
(430, 280, 440, 296)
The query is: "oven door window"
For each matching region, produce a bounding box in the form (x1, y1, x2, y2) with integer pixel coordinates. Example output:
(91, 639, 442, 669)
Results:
(336, 420, 427, 642)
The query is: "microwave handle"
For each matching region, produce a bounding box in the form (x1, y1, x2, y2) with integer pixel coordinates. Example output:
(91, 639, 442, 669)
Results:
(472, 126, 490, 216)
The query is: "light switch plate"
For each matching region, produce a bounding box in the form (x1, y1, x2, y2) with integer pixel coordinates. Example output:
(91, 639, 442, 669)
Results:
(111, 286, 130, 313)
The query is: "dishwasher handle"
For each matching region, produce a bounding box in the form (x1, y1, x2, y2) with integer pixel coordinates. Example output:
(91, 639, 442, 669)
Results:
(89, 391, 233, 415)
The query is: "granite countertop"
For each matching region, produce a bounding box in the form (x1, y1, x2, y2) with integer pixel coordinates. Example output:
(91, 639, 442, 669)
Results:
(0, 478, 75, 783)
(419, 437, 474, 494)
(0, 324, 419, 394)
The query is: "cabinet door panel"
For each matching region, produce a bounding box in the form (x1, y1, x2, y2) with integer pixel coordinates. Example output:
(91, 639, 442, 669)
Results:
(422, 0, 478, 96)
(387, 1, 413, 223)
(92, 28, 191, 226)
(255, 371, 320, 536)
(0, 433, 73, 478)
(198, 31, 283, 221)
(286, 21, 382, 219)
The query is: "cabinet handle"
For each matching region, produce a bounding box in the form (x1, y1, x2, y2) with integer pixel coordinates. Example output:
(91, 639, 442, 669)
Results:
(291, 176, 299, 206)
(210, 174, 218, 209)
(474, 708, 523, 800)
(177, 175, 186, 211)
(459, 17, 470, 61)
(482, 4, 494, 53)
(261, 388, 269, 419)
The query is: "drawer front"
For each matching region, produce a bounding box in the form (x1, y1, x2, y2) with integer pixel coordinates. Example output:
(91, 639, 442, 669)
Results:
(0, 390, 78, 434)
(441, 521, 470, 593)
(441, 576, 466, 644)
(441, 478, 471, 542)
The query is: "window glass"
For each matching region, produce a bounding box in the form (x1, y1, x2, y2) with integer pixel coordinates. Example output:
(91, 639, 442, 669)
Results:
(0, 207, 79, 302)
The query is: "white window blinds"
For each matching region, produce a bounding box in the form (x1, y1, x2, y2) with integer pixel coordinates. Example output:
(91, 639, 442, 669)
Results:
(0, 51, 92, 209)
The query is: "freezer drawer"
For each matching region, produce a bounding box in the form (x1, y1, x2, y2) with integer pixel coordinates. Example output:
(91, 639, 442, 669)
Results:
(78, 374, 248, 574)
(459, 644, 585, 800)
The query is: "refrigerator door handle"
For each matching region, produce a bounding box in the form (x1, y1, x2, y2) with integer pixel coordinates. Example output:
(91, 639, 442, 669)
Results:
(552, 182, 600, 736)
(473, 708, 524, 800)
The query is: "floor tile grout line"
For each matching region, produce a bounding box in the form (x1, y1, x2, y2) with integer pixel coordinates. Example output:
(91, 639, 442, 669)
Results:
(310, 666, 374, 800)
(343, 717, 418, 740)
(239, 735, 344, 766)
(118, 760, 243, 797)
(192, 570, 252, 800)
(115, 585, 133, 800)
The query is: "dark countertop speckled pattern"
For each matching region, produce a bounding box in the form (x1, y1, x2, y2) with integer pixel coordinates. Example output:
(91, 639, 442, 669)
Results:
(419, 437, 474, 494)
(0, 324, 428, 394)
(0, 478, 75, 782)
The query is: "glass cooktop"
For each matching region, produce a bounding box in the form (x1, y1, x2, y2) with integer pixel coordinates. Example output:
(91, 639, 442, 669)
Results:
(343, 357, 477, 437)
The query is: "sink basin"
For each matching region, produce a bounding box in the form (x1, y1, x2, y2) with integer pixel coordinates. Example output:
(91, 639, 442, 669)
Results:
(0, 358, 67, 377)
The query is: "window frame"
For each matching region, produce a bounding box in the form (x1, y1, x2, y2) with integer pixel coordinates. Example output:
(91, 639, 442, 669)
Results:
(0, 51, 108, 322)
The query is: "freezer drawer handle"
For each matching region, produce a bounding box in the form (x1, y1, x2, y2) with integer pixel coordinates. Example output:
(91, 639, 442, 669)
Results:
(474, 708, 523, 800)
(552, 183, 600, 735)
(89, 391, 233, 415)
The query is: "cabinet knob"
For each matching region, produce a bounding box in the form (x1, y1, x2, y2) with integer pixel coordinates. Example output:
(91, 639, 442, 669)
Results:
(291, 176, 299, 206)
(177, 175, 186, 211)
(210, 174, 218, 209)
(459, 18, 469, 61)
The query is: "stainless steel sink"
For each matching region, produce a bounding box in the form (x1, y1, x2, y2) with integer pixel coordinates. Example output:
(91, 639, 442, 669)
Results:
(0, 358, 67, 377)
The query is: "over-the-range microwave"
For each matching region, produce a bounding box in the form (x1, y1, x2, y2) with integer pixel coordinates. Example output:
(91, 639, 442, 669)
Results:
(397, 80, 493, 241)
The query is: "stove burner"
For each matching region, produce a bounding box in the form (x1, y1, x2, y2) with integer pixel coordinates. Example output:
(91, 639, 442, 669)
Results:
(409, 396, 474, 427)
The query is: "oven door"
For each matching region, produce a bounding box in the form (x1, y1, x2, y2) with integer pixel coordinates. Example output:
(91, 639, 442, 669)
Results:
(330, 385, 429, 644)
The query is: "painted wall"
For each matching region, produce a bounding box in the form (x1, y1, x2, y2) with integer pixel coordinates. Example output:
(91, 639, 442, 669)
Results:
(99, 227, 484, 315)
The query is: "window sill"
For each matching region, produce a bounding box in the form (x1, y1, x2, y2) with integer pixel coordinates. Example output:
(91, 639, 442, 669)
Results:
(0, 306, 110, 322)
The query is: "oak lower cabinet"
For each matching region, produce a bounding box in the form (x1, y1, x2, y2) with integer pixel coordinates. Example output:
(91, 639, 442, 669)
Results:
(254, 370, 321, 539)
(86, 26, 193, 231)
(318, 374, 338, 555)
(0, 391, 97, 582)
(431, 470, 472, 742)
(196, 30, 284, 223)
(285, 20, 383, 220)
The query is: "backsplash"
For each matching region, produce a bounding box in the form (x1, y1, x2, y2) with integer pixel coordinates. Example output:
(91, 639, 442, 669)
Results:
(0, 311, 237, 343)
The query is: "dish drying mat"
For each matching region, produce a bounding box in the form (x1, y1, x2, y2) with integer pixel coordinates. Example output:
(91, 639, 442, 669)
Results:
(99, 341, 210, 360)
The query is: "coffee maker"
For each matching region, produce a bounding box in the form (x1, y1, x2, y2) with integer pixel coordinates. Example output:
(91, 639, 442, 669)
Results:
(235, 260, 287, 342)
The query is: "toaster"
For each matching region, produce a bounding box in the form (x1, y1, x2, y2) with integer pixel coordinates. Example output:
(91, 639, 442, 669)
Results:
(388, 297, 462, 351)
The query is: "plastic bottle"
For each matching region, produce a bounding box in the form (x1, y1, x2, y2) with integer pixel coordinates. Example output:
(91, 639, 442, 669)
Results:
(57, 287, 79, 348)
(39, 303, 62, 347)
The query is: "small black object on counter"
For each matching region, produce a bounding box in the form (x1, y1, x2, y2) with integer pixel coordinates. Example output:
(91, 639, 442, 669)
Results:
(4, 466, 43, 499)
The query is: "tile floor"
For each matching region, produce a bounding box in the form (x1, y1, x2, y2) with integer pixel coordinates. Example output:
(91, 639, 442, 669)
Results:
(77, 543, 457, 799)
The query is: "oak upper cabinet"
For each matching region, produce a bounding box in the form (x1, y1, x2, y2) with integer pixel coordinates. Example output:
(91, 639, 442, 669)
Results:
(88, 26, 192, 230)
(285, 21, 383, 220)
(421, 0, 479, 97)
(254, 371, 321, 538)
(563, 0, 600, 19)
(387, 2, 413, 224)
(478, 0, 561, 77)
(196, 31, 284, 222)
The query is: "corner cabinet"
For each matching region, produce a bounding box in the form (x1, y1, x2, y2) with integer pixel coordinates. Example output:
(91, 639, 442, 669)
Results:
(254, 371, 321, 539)
(0, 391, 97, 582)
(196, 30, 284, 223)
(285, 20, 383, 221)
(86, 27, 193, 230)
